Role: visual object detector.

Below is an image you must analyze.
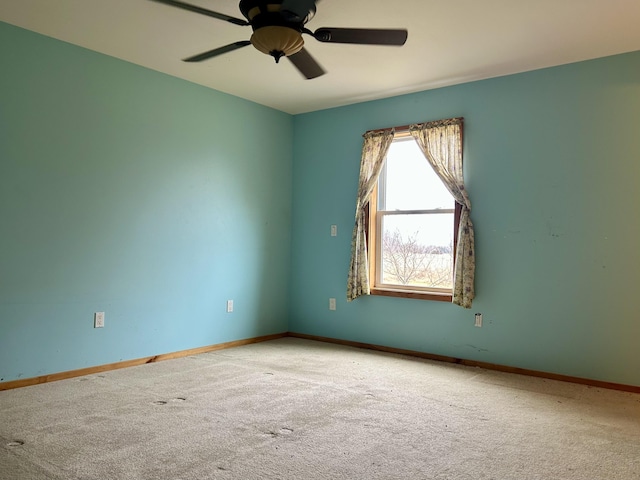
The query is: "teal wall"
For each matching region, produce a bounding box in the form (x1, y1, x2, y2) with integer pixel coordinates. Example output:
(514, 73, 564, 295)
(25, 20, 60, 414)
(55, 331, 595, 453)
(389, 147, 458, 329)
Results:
(0, 23, 293, 382)
(2, 21, 639, 388)
(290, 51, 640, 386)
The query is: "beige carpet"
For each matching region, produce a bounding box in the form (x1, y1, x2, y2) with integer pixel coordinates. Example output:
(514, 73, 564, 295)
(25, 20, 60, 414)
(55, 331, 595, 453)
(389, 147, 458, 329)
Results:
(1, 337, 639, 479)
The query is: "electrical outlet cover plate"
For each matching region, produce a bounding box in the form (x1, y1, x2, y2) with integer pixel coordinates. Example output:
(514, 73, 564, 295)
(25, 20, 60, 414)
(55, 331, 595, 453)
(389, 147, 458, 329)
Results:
(94, 312, 105, 328)
(474, 313, 482, 327)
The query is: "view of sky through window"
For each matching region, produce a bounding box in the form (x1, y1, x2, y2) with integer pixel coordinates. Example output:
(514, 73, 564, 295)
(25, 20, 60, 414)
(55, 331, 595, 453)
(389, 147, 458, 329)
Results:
(384, 138, 452, 210)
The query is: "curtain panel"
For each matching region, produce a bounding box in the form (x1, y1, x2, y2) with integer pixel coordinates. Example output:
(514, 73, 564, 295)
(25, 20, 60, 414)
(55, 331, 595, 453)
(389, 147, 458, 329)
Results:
(346, 129, 394, 301)
(409, 118, 475, 308)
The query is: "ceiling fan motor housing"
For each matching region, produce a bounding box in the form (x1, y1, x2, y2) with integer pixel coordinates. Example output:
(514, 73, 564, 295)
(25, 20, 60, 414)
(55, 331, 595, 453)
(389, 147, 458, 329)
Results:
(239, 0, 313, 62)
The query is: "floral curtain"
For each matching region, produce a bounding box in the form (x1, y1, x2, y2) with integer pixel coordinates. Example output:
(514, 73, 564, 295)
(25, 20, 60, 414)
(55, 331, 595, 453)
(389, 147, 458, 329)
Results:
(409, 118, 475, 308)
(346, 129, 395, 301)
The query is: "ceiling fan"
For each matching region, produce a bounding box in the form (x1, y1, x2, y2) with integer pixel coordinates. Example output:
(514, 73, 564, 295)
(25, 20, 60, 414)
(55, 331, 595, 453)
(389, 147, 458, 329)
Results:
(150, 0, 408, 79)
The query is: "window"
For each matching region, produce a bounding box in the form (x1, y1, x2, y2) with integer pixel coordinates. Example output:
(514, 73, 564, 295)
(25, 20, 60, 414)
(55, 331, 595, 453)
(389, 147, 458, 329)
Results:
(367, 132, 461, 301)
(347, 117, 473, 307)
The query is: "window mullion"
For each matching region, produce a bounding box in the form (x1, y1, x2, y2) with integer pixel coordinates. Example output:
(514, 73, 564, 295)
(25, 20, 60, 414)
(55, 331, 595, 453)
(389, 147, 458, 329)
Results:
(378, 209, 455, 215)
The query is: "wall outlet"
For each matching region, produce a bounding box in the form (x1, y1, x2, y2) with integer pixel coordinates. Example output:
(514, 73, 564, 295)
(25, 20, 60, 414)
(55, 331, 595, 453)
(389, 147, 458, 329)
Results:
(474, 313, 483, 327)
(329, 298, 336, 310)
(226, 300, 234, 313)
(330, 225, 337, 237)
(94, 312, 105, 328)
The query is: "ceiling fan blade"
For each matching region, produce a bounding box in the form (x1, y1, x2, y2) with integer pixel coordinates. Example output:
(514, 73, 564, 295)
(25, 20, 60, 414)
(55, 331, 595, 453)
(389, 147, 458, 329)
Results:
(288, 48, 326, 79)
(313, 28, 408, 46)
(149, 0, 249, 26)
(183, 41, 252, 62)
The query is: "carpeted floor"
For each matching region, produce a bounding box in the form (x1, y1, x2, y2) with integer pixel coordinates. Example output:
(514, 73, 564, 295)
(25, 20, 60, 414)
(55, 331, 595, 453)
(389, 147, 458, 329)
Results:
(1, 337, 639, 479)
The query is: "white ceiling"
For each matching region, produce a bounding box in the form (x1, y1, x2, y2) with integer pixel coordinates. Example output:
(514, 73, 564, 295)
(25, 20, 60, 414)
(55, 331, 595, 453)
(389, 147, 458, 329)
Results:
(2, 0, 640, 114)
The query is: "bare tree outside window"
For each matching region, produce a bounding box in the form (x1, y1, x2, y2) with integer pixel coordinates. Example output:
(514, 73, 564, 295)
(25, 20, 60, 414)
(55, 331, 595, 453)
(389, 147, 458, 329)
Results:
(382, 228, 453, 288)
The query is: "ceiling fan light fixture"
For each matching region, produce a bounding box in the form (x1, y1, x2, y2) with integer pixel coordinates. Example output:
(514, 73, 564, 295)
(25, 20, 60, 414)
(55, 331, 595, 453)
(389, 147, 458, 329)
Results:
(250, 26, 304, 62)
(153, 0, 408, 79)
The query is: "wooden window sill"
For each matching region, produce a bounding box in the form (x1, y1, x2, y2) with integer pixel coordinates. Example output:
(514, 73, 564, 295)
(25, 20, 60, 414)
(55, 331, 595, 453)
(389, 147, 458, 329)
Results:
(370, 288, 452, 303)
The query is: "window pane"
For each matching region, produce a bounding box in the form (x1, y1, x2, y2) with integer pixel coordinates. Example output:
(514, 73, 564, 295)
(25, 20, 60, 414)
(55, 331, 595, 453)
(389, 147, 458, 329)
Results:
(383, 138, 453, 211)
(380, 213, 454, 289)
